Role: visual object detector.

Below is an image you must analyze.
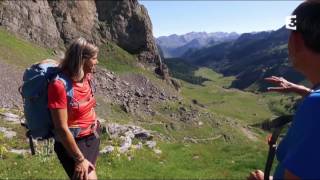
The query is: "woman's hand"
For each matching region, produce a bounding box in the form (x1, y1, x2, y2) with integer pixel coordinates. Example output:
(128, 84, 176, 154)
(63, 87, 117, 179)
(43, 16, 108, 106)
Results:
(247, 170, 265, 180)
(51, 108, 92, 179)
(264, 76, 311, 96)
(73, 159, 95, 180)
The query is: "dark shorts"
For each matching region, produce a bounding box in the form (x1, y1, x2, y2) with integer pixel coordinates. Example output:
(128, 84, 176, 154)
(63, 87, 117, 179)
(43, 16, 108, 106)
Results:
(54, 130, 100, 179)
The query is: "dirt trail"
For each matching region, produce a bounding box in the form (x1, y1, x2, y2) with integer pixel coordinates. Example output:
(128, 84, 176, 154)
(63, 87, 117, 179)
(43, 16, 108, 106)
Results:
(239, 126, 258, 141)
(0, 61, 23, 108)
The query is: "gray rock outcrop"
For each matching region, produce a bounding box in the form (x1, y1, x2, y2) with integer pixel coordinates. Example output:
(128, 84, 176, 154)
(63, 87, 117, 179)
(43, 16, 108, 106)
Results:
(0, 112, 20, 124)
(47, 0, 102, 46)
(96, 0, 159, 63)
(106, 123, 153, 141)
(100, 123, 159, 155)
(0, 0, 62, 48)
(95, 68, 179, 115)
(0, 0, 160, 64)
(0, 127, 16, 139)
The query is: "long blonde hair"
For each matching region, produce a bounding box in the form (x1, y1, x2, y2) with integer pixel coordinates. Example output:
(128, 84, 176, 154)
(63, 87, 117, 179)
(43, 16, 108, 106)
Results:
(60, 37, 99, 81)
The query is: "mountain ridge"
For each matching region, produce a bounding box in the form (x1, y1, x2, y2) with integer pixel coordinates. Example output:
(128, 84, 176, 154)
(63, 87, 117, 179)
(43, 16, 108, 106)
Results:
(170, 27, 305, 90)
(156, 31, 239, 58)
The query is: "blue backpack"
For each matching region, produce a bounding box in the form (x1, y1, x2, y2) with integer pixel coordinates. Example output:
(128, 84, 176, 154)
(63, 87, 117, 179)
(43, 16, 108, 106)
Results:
(20, 60, 74, 140)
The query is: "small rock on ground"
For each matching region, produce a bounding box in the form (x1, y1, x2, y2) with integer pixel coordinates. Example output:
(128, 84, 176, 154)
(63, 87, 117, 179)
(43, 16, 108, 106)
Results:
(0, 127, 16, 139)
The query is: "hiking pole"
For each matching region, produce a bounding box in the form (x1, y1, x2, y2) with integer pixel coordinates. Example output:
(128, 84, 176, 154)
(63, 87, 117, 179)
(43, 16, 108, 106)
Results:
(26, 130, 36, 155)
(264, 115, 292, 180)
(264, 128, 281, 180)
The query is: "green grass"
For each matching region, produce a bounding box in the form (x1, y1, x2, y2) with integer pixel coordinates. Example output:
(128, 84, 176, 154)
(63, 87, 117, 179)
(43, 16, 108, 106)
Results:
(0, 141, 269, 179)
(98, 141, 268, 179)
(0, 153, 67, 179)
(95, 95, 135, 124)
(0, 27, 54, 68)
(151, 101, 225, 141)
(164, 58, 210, 85)
(0, 123, 29, 150)
(98, 41, 142, 74)
(181, 68, 275, 125)
(194, 67, 235, 87)
(0, 109, 29, 150)
(261, 93, 298, 116)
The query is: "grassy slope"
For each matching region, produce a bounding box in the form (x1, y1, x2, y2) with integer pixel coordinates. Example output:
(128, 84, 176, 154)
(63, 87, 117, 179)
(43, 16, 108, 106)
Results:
(0, 28, 54, 68)
(0, 28, 287, 179)
(185, 68, 274, 124)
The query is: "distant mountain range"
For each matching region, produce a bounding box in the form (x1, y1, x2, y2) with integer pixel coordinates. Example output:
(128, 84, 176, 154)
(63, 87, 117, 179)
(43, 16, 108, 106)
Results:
(156, 32, 239, 58)
(159, 27, 305, 91)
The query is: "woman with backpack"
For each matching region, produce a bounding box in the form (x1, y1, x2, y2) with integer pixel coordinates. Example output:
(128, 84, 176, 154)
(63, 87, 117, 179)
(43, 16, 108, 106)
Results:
(48, 37, 100, 180)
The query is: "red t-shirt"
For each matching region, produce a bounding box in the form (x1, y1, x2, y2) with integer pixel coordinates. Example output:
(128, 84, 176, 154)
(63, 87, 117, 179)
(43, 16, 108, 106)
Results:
(48, 73, 96, 137)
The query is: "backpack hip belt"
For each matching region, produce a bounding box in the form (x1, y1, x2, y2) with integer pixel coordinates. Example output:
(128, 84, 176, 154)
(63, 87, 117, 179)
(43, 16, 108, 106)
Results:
(68, 120, 99, 139)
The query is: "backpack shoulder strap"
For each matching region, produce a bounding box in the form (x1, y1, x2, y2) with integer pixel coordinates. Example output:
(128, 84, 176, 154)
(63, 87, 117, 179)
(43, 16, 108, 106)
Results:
(88, 78, 96, 96)
(86, 73, 96, 96)
(54, 73, 74, 105)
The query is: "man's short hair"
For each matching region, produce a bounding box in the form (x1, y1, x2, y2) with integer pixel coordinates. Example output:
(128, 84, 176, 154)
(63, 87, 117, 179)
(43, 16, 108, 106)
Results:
(293, 0, 320, 53)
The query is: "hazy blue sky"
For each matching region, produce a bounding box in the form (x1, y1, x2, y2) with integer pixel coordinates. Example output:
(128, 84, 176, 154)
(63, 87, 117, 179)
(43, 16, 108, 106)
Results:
(139, 1, 302, 37)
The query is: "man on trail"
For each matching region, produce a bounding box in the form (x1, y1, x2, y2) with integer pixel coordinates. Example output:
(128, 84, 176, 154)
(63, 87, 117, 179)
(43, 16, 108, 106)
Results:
(248, 1, 320, 179)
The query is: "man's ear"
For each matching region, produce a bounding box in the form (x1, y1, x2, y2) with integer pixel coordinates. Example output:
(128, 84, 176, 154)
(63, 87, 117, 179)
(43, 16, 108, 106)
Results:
(291, 32, 306, 54)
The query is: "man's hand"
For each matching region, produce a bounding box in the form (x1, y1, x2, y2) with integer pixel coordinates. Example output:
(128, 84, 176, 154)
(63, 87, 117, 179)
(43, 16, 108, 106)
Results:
(265, 76, 297, 93)
(72, 159, 95, 180)
(264, 76, 311, 96)
(247, 170, 265, 180)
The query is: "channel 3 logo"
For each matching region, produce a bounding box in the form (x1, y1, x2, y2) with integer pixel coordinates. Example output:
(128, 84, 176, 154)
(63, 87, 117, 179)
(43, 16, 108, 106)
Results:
(286, 15, 297, 30)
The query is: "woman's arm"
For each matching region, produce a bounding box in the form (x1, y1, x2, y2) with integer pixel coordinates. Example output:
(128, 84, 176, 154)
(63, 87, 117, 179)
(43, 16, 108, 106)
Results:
(51, 108, 95, 180)
(51, 108, 84, 161)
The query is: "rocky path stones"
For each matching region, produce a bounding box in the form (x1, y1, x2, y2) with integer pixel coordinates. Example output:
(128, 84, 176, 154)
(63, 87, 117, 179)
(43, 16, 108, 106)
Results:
(0, 127, 16, 139)
(95, 68, 179, 115)
(0, 110, 21, 139)
(100, 123, 161, 155)
(0, 112, 21, 124)
(0, 110, 29, 155)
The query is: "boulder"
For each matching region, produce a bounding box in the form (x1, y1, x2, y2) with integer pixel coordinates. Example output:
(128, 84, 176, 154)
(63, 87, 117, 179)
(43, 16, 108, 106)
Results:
(154, 149, 162, 155)
(132, 128, 153, 140)
(9, 149, 29, 155)
(145, 140, 156, 149)
(100, 145, 115, 154)
(0, 112, 20, 123)
(0, 127, 16, 139)
(119, 135, 132, 154)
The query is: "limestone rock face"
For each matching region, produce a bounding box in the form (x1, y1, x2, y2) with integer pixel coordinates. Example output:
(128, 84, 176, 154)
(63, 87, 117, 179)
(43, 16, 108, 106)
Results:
(0, 0, 62, 48)
(47, 0, 103, 46)
(0, 0, 159, 63)
(96, 0, 159, 63)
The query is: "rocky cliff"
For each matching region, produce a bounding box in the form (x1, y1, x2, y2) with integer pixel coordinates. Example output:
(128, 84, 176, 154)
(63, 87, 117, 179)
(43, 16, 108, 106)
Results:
(0, 0, 159, 64)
